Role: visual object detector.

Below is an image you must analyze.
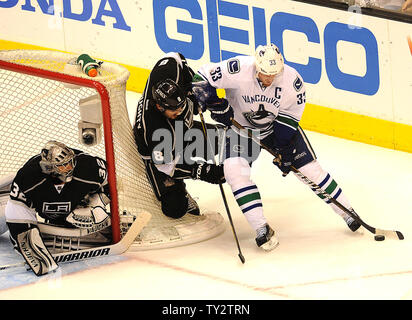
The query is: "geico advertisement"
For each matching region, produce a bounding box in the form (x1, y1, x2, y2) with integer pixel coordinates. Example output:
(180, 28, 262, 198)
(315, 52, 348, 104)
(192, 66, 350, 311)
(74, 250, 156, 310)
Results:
(0, 0, 411, 124)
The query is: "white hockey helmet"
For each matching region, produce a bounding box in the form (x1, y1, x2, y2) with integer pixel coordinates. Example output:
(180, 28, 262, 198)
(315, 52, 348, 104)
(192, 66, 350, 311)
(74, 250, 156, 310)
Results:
(255, 43, 284, 76)
(39, 141, 76, 180)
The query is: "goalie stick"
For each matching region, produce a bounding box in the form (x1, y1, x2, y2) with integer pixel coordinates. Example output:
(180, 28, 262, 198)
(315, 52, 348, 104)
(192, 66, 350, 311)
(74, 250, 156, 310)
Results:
(197, 107, 245, 264)
(0, 210, 151, 272)
(231, 119, 404, 241)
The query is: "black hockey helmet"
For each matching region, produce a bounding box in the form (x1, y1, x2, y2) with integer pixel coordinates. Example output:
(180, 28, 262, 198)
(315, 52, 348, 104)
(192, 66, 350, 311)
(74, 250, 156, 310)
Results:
(152, 79, 187, 111)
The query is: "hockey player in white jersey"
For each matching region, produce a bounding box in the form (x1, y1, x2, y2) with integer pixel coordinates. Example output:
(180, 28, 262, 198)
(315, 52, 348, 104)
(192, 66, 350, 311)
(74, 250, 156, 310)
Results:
(193, 43, 361, 251)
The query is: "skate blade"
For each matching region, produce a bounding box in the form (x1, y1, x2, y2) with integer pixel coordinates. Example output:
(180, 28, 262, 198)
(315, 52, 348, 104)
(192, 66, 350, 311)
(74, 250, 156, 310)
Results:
(261, 238, 279, 251)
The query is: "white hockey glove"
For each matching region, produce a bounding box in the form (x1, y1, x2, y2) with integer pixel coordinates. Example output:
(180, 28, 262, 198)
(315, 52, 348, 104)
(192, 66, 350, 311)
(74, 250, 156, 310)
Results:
(66, 193, 110, 229)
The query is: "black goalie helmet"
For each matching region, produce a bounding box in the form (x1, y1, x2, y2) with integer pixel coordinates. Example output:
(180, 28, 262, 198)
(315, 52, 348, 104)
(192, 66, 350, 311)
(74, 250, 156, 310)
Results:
(152, 79, 187, 111)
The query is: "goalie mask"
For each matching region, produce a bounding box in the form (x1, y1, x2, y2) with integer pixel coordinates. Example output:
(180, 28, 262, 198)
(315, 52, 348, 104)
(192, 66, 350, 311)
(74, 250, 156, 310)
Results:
(39, 141, 76, 181)
(152, 79, 187, 111)
(255, 43, 284, 76)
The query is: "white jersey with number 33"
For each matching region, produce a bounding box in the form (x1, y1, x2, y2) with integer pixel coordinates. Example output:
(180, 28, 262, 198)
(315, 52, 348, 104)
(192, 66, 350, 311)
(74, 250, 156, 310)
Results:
(197, 55, 306, 139)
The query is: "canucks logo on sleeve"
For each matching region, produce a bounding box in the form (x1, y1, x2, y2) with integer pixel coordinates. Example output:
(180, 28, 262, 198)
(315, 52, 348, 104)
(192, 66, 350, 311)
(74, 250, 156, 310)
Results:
(293, 76, 303, 92)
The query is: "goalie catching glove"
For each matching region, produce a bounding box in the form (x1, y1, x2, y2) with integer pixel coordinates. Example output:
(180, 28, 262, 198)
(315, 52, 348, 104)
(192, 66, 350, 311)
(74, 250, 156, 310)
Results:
(66, 193, 110, 229)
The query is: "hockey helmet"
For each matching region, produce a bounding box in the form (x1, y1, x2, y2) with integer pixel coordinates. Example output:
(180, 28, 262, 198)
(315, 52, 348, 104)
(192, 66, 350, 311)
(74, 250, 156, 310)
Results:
(39, 141, 76, 180)
(255, 43, 284, 76)
(152, 79, 187, 111)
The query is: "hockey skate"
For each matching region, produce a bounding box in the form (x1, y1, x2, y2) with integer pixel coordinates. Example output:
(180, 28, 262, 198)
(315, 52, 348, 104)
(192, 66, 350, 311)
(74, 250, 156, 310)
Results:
(186, 193, 200, 216)
(343, 209, 362, 232)
(255, 224, 279, 251)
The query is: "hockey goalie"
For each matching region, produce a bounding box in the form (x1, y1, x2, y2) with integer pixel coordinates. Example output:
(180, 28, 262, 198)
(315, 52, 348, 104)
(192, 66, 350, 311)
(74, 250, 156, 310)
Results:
(0, 141, 112, 276)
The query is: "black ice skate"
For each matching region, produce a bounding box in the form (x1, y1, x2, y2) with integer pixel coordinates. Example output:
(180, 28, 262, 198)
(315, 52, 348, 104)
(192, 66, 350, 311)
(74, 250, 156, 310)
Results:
(255, 224, 279, 251)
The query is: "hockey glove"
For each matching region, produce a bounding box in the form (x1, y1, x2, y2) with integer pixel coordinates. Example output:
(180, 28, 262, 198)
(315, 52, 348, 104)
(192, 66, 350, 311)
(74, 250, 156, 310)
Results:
(66, 193, 110, 229)
(273, 143, 296, 177)
(208, 98, 234, 127)
(191, 78, 216, 112)
(191, 162, 225, 184)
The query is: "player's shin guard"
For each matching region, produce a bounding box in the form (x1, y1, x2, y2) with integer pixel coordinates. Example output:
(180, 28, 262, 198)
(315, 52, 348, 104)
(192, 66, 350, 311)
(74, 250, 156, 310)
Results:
(297, 161, 361, 232)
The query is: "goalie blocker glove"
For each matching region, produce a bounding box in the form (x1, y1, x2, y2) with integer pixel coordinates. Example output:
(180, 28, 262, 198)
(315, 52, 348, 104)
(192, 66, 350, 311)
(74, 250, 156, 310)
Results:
(191, 162, 225, 184)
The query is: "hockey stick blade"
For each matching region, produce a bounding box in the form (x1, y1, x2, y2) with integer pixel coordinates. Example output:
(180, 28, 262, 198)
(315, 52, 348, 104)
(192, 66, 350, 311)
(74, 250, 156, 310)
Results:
(0, 211, 151, 272)
(370, 228, 404, 240)
(231, 119, 404, 241)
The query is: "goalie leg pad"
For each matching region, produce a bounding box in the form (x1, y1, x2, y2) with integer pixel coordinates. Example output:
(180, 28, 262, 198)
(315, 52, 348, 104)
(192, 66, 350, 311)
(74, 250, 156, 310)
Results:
(16, 227, 58, 276)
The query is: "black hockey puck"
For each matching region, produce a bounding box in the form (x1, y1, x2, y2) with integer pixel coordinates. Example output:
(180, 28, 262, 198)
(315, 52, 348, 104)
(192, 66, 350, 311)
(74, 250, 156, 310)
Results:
(374, 235, 385, 241)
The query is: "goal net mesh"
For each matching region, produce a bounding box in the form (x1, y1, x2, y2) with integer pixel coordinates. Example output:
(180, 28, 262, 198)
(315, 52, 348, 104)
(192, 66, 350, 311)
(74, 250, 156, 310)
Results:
(0, 50, 224, 251)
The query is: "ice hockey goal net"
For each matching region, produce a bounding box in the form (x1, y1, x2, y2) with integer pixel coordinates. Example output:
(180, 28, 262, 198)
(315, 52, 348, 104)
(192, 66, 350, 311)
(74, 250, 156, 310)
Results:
(0, 50, 224, 250)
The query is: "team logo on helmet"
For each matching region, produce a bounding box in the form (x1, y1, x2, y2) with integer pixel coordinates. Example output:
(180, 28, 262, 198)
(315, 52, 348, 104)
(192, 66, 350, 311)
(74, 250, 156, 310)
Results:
(152, 79, 187, 111)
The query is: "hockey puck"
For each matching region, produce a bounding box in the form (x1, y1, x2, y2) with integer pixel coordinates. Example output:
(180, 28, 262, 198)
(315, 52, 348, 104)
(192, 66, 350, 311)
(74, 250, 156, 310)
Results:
(374, 235, 385, 241)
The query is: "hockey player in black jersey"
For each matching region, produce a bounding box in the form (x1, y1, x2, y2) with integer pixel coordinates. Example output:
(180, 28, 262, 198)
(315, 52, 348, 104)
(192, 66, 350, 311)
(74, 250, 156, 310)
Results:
(133, 52, 225, 219)
(4, 141, 111, 276)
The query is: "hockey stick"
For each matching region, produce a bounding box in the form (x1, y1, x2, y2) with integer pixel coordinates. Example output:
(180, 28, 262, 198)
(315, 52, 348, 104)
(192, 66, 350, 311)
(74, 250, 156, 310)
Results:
(0, 211, 151, 272)
(231, 119, 404, 240)
(197, 107, 245, 264)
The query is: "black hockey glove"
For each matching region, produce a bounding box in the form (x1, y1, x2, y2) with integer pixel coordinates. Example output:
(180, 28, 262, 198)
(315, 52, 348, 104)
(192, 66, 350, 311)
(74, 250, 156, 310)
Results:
(273, 143, 296, 177)
(191, 78, 214, 112)
(191, 162, 225, 184)
(208, 98, 234, 127)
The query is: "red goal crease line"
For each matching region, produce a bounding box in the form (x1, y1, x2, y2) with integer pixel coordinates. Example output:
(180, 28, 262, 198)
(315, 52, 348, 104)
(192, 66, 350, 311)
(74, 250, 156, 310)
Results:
(408, 35, 412, 56)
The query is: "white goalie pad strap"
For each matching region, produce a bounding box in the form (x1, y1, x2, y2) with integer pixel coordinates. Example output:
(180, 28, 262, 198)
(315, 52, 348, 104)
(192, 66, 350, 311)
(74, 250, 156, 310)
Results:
(17, 227, 58, 276)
